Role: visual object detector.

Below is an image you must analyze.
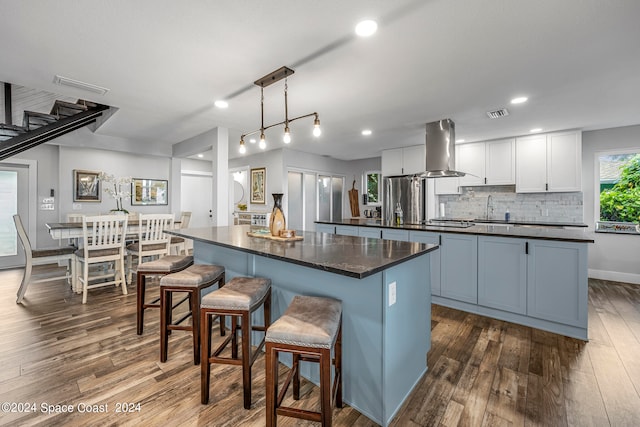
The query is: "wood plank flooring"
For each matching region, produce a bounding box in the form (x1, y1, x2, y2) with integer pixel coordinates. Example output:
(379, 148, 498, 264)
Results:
(0, 266, 639, 426)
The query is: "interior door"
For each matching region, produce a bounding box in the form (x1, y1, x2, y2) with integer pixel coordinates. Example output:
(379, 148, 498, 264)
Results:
(0, 163, 29, 268)
(181, 172, 213, 228)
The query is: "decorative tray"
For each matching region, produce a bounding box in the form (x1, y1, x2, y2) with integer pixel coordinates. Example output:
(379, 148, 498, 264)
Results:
(247, 231, 304, 242)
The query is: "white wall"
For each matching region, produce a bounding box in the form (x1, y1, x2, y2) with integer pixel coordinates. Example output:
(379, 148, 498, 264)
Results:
(583, 125, 640, 284)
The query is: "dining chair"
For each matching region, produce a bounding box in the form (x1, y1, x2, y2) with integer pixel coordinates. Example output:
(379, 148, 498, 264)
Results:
(75, 214, 129, 304)
(126, 213, 173, 284)
(170, 211, 192, 255)
(13, 214, 77, 304)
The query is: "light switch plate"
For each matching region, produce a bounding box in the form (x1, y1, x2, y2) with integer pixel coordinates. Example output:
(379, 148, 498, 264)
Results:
(389, 281, 397, 306)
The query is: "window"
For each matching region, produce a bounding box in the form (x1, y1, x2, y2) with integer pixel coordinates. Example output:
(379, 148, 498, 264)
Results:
(598, 152, 640, 224)
(364, 171, 381, 205)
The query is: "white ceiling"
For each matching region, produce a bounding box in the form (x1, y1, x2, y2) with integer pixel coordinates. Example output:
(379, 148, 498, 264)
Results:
(2, 0, 640, 161)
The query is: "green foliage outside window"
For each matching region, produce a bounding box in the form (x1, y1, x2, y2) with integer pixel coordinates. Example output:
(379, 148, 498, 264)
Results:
(600, 154, 640, 223)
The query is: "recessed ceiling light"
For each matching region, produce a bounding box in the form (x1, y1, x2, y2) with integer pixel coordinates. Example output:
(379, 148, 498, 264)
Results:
(214, 100, 229, 109)
(510, 96, 528, 104)
(530, 128, 542, 133)
(361, 129, 372, 136)
(456, 139, 465, 143)
(355, 20, 378, 37)
(197, 153, 204, 158)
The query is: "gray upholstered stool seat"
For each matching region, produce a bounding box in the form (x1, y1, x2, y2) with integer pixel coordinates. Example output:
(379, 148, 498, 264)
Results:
(159, 264, 225, 364)
(200, 276, 272, 409)
(136, 255, 193, 335)
(265, 295, 343, 427)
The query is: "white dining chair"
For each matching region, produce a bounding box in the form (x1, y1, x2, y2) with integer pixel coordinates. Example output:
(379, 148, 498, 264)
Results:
(75, 214, 129, 304)
(13, 214, 77, 304)
(170, 211, 192, 255)
(126, 213, 173, 284)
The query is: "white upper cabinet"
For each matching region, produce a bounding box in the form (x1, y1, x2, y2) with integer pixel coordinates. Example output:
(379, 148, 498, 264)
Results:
(515, 131, 581, 193)
(457, 138, 515, 186)
(381, 145, 425, 176)
(434, 177, 460, 195)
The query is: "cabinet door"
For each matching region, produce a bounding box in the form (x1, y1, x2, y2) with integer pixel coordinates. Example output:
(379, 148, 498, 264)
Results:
(382, 229, 409, 241)
(410, 231, 441, 296)
(478, 236, 527, 314)
(315, 223, 335, 234)
(440, 234, 478, 303)
(515, 134, 547, 192)
(402, 145, 426, 175)
(381, 148, 403, 176)
(458, 143, 485, 186)
(527, 240, 588, 328)
(358, 227, 382, 238)
(547, 131, 581, 192)
(335, 225, 359, 236)
(486, 138, 515, 185)
(434, 177, 460, 195)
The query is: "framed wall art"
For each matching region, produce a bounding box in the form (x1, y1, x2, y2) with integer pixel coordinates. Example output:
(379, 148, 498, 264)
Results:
(73, 169, 101, 202)
(131, 178, 168, 206)
(250, 167, 266, 204)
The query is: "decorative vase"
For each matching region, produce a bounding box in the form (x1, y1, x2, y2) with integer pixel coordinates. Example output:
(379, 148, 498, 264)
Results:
(269, 193, 286, 237)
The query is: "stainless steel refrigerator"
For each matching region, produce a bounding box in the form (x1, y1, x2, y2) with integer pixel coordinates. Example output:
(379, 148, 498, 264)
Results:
(382, 175, 426, 224)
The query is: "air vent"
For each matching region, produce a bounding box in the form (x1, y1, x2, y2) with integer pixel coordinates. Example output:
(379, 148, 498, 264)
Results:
(53, 75, 109, 95)
(486, 108, 509, 119)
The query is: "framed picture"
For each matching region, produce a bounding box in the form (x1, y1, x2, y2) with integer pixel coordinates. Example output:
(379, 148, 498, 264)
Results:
(250, 167, 266, 204)
(73, 169, 101, 202)
(131, 178, 168, 206)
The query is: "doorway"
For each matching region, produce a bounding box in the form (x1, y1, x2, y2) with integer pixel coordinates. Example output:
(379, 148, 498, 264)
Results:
(181, 171, 213, 228)
(0, 161, 31, 269)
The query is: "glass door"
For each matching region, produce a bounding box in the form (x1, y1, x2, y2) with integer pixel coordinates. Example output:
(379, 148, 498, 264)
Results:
(0, 163, 29, 268)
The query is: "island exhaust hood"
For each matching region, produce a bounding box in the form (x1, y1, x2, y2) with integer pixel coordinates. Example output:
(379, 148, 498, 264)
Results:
(420, 118, 466, 178)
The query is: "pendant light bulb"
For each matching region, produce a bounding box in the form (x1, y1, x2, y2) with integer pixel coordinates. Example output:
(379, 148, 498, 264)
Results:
(239, 138, 246, 154)
(259, 133, 266, 149)
(283, 126, 291, 144)
(313, 115, 322, 137)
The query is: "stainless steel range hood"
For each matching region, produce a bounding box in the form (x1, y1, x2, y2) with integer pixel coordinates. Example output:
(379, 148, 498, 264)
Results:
(419, 118, 466, 178)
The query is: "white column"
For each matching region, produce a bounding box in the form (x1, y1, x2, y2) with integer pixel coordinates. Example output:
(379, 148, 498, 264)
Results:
(211, 127, 229, 226)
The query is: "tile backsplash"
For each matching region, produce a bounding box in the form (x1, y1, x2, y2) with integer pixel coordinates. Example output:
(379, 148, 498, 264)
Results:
(437, 185, 584, 223)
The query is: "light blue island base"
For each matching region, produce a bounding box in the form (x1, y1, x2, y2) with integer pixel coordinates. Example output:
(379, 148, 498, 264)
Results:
(193, 240, 432, 426)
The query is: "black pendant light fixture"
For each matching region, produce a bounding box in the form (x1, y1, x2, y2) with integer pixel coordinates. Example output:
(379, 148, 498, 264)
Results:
(239, 66, 320, 154)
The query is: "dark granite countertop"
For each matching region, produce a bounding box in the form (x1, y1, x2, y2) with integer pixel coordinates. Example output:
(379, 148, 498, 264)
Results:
(317, 219, 595, 243)
(166, 225, 438, 279)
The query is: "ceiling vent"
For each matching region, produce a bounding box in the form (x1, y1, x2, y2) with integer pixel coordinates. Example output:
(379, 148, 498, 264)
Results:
(486, 108, 509, 119)
(53, 75, 109, 95)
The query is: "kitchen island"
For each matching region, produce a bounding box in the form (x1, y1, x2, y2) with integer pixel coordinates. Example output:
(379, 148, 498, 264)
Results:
(317, 219, 595, 341)
(166, 225, 438, 426)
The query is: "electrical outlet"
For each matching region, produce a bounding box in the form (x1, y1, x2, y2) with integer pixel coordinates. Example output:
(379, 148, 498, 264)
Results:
(388, 281, 397, 306)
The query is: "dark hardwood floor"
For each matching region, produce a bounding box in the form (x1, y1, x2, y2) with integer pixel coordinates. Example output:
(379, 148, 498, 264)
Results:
(1, 266, 639, 426)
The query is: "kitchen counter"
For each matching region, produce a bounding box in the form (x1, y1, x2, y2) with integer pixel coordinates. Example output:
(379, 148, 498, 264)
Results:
(166, 225, 437, 426)
(317, 218, 595, 243)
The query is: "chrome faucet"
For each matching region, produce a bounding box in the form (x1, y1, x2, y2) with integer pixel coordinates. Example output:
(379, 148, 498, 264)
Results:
(486, 195, 493, 220)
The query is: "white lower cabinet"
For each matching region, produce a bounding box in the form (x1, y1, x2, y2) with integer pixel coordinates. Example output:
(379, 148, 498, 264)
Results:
(409, 230, 441, 296)
(526, 239, 588, 327)
(358, 227, 382, 238)
(382, 228, 409, 241)
(478, 236, 527, 314)
(335, 225, 359, 236)
(315, 223, 336, 234)
(440, 234, 478, 304)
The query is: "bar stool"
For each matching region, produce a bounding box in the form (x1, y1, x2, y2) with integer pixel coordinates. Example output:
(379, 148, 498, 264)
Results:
(136, 255, 194, 335)
(265, 295, 343, 427)
(200, 276, 271, 409)
(160, 264, 225, 364)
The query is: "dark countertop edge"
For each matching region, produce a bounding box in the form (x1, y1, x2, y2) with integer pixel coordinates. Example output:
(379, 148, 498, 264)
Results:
(316, 220, 595, 244)
(166, 229, 439, 279)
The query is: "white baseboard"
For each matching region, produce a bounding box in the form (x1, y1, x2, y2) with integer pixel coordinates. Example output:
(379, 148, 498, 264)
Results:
(588, 269, 640, 285)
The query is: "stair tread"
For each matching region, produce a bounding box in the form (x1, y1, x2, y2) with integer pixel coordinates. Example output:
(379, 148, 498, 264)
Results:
(50, 100, 89, 116)
(0, 123, 27, 132)
(24, 111, 58, 120)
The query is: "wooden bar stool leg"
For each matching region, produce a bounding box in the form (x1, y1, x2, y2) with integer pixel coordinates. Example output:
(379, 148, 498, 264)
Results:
(191, 290, 200, 365)
(231, 316, 238, 359)
(241, 311, 252, 409)
(160, 288, 170, 362)
(335, 325, 343, 408)
(136, 272, 146, 335)
(293, 353, 301, 400)
(320, 348, 332, 427)
(201, 309, 212, 404)
(265, 344, 278, 427)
